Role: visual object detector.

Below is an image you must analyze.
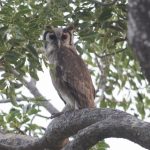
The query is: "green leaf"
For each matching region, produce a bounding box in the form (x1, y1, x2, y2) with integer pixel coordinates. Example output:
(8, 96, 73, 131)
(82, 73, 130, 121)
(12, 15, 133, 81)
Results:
(51, 20, 65, 26)
(6, 86, 18, 106)
(0, 79, 6, 90)
(119, 100, 131, 111)
(18, 5, 31, 14)
(79, 32, 98, 42)
(29, 68, 39, 80)
(99, 8, 113, 22)
(16, 57, 26, 69)
(27, 106, 39, 115)
(5, 51, 21, 63)
(27, 43, 38, 58)
(100, 99, 107, 108)
(91, 140, 109, 150)
(6, 108, 21, 122)
(136, 93, 145, 119)
(28, 124, 41, 130)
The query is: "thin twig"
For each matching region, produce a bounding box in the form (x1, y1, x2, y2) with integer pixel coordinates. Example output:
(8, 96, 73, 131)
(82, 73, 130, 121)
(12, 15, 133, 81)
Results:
(95, 57, 103, 94)
(95, 48, 126, 58)
(0, 97, 51, 104)
(94, 55, 107, 100)
(0, 98, 28, 103)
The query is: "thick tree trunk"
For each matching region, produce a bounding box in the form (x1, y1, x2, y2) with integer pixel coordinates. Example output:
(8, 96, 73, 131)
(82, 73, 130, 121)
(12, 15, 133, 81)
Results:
(128, 0, 150, 83)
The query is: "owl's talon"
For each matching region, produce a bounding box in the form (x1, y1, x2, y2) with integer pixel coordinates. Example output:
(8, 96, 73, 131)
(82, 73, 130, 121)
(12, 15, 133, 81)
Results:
(50, 112, 63, 119)
(64, 110, 74, 116)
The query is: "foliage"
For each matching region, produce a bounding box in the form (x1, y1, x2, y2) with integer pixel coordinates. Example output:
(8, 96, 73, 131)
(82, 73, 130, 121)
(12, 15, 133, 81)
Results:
(0, 0, 149, 149)
(91, 141, 110, 150)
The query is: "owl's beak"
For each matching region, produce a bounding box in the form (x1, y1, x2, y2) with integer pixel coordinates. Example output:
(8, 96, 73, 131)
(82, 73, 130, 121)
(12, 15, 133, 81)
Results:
(57, 40, 61, 48)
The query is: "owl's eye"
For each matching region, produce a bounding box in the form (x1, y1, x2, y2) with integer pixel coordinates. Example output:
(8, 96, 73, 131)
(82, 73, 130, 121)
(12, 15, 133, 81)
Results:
(49, 34, 56, 40)
(61, 34, 68, 40)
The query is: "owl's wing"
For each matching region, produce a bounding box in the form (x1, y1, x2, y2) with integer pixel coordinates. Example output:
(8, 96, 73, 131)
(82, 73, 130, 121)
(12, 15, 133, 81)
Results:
(57, 47, 95, 108)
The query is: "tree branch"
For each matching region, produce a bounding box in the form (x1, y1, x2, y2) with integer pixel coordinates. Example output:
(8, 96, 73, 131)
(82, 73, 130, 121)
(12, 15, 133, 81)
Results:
(11, 69, 58, 114)
(63, 112, 150, 150)
(0, 108, 150, 150)
(45, 108, 150, 150)
(0, 65, 57, 114)
(0, 133, 48, 150)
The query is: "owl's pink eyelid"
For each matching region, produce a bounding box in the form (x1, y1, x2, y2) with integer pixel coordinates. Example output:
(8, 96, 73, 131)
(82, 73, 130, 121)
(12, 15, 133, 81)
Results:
(62, 34, 68, 40)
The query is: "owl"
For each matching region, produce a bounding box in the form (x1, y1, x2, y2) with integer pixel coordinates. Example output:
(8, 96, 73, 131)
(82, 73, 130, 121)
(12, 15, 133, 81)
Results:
(43, 25, 95, 115)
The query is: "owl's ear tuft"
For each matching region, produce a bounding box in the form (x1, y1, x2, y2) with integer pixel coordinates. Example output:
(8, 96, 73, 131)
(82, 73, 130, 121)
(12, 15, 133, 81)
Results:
(66, 24, 75, 32)
(45, 25, 54, 32)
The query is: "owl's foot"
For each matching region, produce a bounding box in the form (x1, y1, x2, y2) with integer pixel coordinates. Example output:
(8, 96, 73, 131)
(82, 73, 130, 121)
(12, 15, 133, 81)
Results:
(50, 112, 63, 119)
(50, 110, 74, 119)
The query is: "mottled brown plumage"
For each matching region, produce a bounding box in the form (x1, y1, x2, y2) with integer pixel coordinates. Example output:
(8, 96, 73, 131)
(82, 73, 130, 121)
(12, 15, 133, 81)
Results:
(43, 25, 95, 111)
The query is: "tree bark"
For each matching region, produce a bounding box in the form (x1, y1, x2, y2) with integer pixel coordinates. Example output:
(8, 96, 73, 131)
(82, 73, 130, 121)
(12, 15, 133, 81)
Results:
(128, 0, 150, 83)
(0, 108, 150, 150)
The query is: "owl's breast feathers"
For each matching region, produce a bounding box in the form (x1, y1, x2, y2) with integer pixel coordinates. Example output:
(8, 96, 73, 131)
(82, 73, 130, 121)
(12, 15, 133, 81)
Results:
(50, 47, 95, 109)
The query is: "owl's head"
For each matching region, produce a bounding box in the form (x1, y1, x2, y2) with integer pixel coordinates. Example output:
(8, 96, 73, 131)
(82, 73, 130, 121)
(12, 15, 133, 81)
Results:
(43, 25, 75, 54)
